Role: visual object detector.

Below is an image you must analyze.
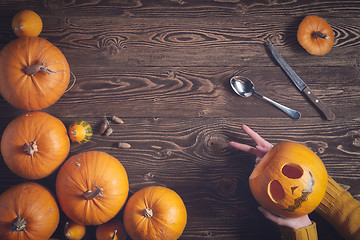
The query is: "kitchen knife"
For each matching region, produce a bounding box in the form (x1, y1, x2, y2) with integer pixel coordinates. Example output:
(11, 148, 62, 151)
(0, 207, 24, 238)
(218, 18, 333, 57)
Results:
(268, 42, 335, 120)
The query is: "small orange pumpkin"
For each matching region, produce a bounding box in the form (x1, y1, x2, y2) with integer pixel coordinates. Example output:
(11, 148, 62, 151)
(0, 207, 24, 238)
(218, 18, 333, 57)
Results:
(249, 141, 328, 218)
(64, 220, 86, 240)
(1, 111, 70, 179)
(123, 186, 187, 240)
(0, 182, 60, 240)
(56, 151, 129, 225)
(68, 120, 93, 144)
(96, 218, 127, 240)
(0, 37, 71, 111)
(12, 10, 43, 37)
(297, 15, 334, 55)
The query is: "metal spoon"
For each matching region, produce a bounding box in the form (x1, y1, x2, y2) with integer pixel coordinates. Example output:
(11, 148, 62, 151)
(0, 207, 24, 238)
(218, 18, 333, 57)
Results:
(230, 76, 301, 120)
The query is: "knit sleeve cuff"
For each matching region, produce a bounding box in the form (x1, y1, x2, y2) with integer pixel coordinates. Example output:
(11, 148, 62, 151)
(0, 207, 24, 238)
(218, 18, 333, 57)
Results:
(316, 176, 347, 212)
(280, 222, 318, 240)
(315, 176, 360, 239)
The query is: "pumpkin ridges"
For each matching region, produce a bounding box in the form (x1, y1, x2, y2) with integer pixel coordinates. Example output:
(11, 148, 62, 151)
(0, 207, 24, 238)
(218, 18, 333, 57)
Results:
(1, 111, 70, 179)
(297, 15, 334, 55)
(29, 112, 69, 167)
(124, 186, 187, 240)
(0, 37, 70, 111)
(0, 182, 59, 239)
(27, 39, 70, 104)
(12, 10, 42, 37)
(56, 151, 129, 225)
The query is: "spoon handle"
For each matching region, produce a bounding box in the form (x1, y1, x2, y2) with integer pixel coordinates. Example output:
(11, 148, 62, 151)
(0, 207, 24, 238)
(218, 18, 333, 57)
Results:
(255, 92, 301, 120)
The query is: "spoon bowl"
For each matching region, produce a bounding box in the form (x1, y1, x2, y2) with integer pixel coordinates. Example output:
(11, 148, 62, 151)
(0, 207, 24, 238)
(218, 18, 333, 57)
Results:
(230, 76, 301, 120)
(230, 76, 255, 98)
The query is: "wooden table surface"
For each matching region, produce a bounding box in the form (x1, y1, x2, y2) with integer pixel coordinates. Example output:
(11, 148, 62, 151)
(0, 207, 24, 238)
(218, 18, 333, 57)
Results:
(0, 1, 359, 239)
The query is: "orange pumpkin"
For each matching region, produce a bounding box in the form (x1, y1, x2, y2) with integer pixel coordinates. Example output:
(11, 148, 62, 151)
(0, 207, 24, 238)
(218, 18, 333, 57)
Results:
(123, 186, 187, 240)
(1, 111, 70, 179)
(96, 218, 127, 240)
(249, 141, 328, 218)
(0, 37, 70, 111)
(297, 15, 334, 55)
(0, 182, 59, 240)
(64, 220, 86, 240)
(56, 151, 129, 225)
(12, 10, 43, 37)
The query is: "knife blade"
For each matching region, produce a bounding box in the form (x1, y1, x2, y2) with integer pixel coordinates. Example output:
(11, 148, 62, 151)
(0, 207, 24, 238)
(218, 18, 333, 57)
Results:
(268, 42, 335, 120)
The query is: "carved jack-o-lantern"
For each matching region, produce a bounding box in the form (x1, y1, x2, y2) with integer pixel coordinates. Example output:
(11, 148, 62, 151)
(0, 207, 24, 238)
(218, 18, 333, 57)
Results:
(249, 141, 328, 218)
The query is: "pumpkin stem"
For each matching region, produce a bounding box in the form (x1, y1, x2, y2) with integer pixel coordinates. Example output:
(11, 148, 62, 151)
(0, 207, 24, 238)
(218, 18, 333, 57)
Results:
(111, 230, 118, 240)
(12, 216, 27, 232)
(312, 31, 328, 39)
(83, 182, 103, 200)
(23, 60, 77, 93)
(13, 25, 24, 31)
(24, 141, 38, 156)
(144, 208, 153, 218)
(64, 222, 71, 237)
(24, 60, 59, 77)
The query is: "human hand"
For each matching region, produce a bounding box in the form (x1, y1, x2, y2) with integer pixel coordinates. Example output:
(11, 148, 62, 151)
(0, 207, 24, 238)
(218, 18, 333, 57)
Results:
(258, 207, 312, 229)
(229, 125, 273, 164)
(229, 125, 313, 230)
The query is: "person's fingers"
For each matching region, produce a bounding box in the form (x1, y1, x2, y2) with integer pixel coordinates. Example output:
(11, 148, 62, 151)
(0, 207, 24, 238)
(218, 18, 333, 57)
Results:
(229, 141, 257, 155)
(242, 125, 267, 146)
(256, 145, 273, 156)
(242, 125, 273, 149)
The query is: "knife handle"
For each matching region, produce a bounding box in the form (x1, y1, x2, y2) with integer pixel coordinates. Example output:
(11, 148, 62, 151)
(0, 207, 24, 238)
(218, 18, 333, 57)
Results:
(303, 86, 335, 120)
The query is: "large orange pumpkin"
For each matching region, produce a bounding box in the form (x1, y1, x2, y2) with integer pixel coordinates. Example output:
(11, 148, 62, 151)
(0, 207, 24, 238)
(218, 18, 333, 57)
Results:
(1, 111, 70, 179)
(297, 15, 334, 55)
(123, 186, 187, 240)
(0, 37, 70, 111)
(56, 151, 129, 225)
(249, 141, 328, 218)
(0, 182, 60, 240)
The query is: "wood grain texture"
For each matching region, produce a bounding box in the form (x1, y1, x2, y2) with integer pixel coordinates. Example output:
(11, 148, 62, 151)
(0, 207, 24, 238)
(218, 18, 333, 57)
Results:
(0, 0, 359, 239)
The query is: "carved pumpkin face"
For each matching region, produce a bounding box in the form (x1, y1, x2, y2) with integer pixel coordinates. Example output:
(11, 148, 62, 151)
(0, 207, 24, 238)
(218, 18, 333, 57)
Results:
(249, 142, 328, 218)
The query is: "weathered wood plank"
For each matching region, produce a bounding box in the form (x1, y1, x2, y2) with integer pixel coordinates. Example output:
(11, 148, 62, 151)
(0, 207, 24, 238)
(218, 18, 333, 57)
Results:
(0, 16, 359, 68)
(1, 117, 359, 187)
(1, 16, 357, 67)
(1, 66, 358, 120)
(0, 0, 359, 18)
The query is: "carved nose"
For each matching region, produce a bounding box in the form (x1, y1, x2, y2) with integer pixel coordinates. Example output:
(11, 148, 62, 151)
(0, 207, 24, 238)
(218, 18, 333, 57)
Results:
(291, 186, 299, 194)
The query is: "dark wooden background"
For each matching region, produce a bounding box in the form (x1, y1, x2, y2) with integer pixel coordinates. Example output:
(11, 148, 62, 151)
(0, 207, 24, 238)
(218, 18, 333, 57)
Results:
(0, 1, 359, 239)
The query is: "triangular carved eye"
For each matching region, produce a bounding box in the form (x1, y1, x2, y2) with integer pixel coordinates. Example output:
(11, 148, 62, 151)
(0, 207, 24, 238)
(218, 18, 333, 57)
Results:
(291, 186, 299, 194)
(268, 180, 285, 203)
(282, 164, 303, 179)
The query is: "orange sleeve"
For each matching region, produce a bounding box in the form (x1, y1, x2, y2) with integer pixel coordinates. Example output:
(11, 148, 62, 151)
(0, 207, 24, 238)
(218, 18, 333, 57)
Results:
(315, 176, 360, 240)
(280, 222, 318, 240)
